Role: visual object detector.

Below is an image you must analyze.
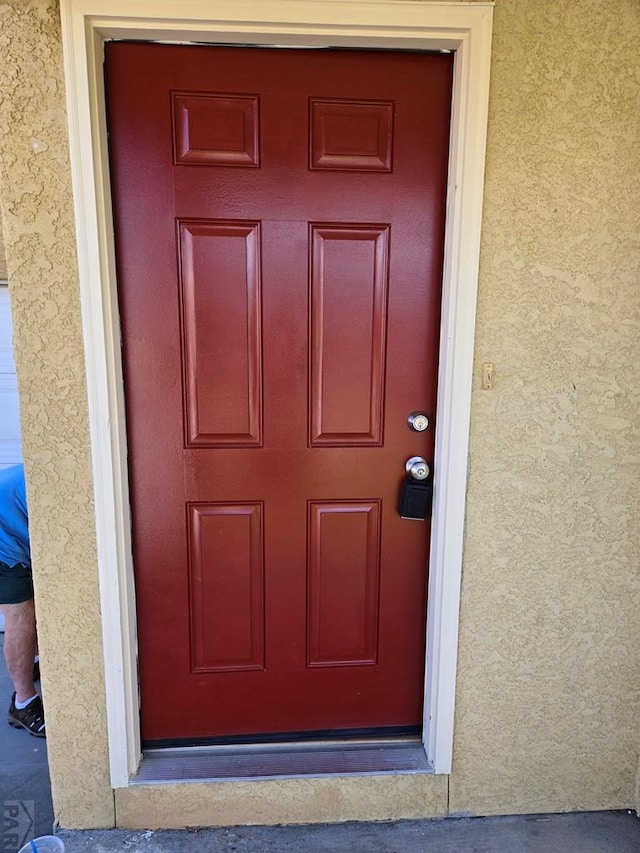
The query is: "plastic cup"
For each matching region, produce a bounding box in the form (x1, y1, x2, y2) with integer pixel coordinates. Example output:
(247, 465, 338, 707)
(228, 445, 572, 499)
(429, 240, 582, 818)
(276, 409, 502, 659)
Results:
(18, 836, 65, 853)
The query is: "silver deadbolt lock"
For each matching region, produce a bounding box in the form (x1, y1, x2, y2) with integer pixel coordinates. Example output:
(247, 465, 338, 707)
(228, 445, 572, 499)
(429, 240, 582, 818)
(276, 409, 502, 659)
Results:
(408, 412, 429, 432)
(405, 456, 430, 481)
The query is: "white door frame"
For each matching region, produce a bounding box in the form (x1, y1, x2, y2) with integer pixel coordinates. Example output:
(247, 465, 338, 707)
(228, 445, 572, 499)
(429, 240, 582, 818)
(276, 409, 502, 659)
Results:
(60, 0, 493, 788)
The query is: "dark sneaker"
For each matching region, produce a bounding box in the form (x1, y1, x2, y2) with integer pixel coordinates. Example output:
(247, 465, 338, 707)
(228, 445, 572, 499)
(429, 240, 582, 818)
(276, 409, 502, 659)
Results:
(8, 693, 46, 738)
(33, 660, 40, 682)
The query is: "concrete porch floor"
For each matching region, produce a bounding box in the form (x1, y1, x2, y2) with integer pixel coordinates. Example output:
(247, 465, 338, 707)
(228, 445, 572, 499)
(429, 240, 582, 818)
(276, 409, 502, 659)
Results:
(2, 634, 639, 851)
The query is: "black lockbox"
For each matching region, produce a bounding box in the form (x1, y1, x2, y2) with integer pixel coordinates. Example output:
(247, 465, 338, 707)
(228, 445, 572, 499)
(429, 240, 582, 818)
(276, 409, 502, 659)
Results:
(399, 478, 433, 520)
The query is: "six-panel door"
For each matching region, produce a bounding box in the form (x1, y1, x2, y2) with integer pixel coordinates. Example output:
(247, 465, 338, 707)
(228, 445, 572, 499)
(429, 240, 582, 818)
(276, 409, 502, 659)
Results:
(106, 43, 453, 743)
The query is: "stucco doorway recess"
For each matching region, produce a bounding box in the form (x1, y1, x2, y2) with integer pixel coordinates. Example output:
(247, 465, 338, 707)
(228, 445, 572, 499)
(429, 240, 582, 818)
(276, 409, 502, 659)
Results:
(60, 0, 493, 789)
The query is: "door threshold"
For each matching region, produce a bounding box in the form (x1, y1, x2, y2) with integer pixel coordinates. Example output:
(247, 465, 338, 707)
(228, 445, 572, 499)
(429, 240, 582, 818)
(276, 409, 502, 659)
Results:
(132, 737, 433, 785)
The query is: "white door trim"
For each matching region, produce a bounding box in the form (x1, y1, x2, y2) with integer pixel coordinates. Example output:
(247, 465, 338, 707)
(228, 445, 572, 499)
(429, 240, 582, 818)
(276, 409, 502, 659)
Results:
(60, 0, 493, 788)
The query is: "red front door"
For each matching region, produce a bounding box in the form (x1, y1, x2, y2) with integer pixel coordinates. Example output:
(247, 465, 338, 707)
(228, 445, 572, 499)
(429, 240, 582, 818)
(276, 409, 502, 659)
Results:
(106, 43, 452, 744)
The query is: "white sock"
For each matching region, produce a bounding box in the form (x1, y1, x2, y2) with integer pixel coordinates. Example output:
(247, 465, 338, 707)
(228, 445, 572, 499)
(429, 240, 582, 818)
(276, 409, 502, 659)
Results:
(34, 655, 40, 663)
(15, 693, 38, 710)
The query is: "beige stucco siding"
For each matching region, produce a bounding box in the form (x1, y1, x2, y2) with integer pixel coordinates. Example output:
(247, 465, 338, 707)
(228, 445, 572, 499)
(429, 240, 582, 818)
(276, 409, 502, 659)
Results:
(115, 775, 449, 829)
(0, 0, 638, 830)
(450, 0, 640, 815)
(0, 0, 113, 829)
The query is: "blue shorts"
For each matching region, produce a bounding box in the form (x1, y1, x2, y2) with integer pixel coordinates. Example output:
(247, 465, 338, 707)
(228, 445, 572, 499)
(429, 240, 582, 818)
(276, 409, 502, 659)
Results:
(0, 561, 33, 604)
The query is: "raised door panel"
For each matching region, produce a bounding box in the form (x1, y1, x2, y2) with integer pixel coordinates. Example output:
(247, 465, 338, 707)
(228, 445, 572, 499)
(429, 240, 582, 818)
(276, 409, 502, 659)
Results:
(189, 502, 265, 672)
(307, 500, 381, 667)
(173, 92, 260, 167)
(309, 224, 389, 446)
(309, 98, 394, 172)
(179, 220, 263, 447)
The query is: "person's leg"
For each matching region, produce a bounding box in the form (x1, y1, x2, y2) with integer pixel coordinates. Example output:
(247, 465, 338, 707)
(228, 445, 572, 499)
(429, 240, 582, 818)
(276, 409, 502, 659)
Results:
(0, 569, 44, 736)
(1, 599, 37, 702)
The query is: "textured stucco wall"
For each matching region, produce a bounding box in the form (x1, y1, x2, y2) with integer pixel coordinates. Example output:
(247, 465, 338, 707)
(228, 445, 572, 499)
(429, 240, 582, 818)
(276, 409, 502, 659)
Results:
(450, 0, 640, 816)
(115, 775, 448, 829)
(0, 0, 638, 830)
(0, 0, 114, 830)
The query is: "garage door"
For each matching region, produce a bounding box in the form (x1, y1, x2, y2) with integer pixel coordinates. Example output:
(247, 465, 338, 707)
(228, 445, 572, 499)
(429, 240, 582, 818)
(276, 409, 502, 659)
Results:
(0, 284, 22, 469)
(0, 284, 22, 468)
(0, 282, 22, 630)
